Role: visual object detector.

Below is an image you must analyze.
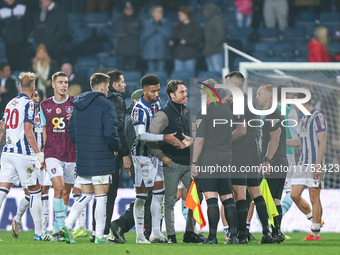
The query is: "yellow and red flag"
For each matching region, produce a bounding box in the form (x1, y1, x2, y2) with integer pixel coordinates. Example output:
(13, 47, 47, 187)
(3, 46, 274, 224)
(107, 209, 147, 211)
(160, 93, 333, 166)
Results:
(184, 181, 206, 229)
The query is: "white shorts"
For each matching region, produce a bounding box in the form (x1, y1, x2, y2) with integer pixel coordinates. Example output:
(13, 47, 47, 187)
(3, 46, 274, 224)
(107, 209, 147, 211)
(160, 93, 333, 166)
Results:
(77, 174, 112, 185)
(291, 165, 325, 189)
(132, 155, 164, 188)
(46, 158, 76, 184)
(74, 176, 82, 189)
(0, 152, 41, 187)
(284, 154, 296, 191)
(41, 168, 52, 186)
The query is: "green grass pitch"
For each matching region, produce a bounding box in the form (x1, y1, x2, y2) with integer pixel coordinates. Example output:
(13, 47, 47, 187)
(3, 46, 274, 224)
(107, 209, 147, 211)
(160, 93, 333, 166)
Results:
(0, 231, 339, 255)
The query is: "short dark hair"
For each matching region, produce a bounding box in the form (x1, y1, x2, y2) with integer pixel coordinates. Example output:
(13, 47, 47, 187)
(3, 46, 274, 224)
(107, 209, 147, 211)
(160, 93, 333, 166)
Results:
(107, 70, 123, 85)
(140, 74, 159, 89)
(166, 80, 185, 98)
(52, 71, 68, 83)
(0, 62, 9, 71)
(294, 92, 312, 105)
(225, 71, 245, 86)
(90, 73, 110, 90)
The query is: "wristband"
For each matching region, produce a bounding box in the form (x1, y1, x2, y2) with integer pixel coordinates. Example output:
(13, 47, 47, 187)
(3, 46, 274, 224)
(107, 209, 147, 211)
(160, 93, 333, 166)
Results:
(263, 156, 273, 164)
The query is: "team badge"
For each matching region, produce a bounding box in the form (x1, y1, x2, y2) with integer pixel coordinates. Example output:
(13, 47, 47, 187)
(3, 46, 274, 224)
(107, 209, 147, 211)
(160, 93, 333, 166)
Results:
(154, 107, 157, 114)
(51, 168, 57, 174)
(140, 163, 144, 168)
(66, 106, 74, 114)
(56, 108, 61, 114)
(35, 117, 40, 123)
(47, 109, 52, 113)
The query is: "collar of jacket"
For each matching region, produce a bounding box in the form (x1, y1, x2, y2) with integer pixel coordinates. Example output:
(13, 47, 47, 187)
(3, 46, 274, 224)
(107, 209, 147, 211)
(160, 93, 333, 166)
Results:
(168, 99, 188, 117)
(107, 86, 123, 98)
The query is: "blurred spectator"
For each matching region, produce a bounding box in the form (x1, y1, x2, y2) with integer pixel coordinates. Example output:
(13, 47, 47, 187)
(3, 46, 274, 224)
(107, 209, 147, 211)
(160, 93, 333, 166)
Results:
(61, 63, 91, 96)
(234, 0, 253, 27)
(169, 7, 202, 72)
(32, 44, 58, 99)
(113, 2, 142, 71)
(0, 63, 18, 116)
(308, 26, 340, 62)
(34, 0, 68, 65)
(85, 0, 108, 13)
(0, 0, 33, 72)
(61, 62, 89, 95)
(203, 3, 225, 72)
(141, 5, 172, 71)
(263, 0, 288, 31)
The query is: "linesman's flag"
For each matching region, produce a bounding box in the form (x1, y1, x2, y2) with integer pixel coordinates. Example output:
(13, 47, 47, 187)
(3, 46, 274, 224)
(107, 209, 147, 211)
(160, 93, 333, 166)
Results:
(259, 178, 279, 226)
(184, 181, 206, 229)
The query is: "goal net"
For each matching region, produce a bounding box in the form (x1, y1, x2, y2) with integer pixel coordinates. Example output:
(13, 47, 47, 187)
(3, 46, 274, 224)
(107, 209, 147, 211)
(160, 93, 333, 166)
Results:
(239, 62, 340, 189)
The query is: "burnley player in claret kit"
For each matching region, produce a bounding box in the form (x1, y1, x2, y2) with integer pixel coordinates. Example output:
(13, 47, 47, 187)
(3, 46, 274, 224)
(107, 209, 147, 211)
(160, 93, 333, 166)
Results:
(39, 72, 76, 240)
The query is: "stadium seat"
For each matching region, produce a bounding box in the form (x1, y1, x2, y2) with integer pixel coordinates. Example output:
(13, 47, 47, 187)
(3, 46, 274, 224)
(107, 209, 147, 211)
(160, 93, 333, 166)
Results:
(319, 12, 340, 26)
(283, 27, 306, 42)
(272, 43, 295, 58)
(193, 12, 206, 24)
(124, 81, 139, 98)
(72, 28, 93, 42)
(99, 56, 116, 70)
(251, 42, 272, 58)
(295, 11, 317, 27)
(169, 70, 195, 87)
(329, 42, 340, 54)
(227, 27, 254, 45)
(220, 12, 236, 27)
(293, 57, 308, 62)
(257, 28, 281, 43)
(75, 57, 99, 70)
(197, 71, 221, 79)
(164, 12, 178, 23)
(123, 71, 142, 83)
(0, 42, 6, 57)
(85, 13, 109, 28)
(232, 57, 252, 71)
(139, 12, 150, 21)
(201, 0, 223, 7)
(111, 12, 123, 23)
(68, 13, 83, 28)
(97, 27, 115, 42)
(295, 42, 309, 57)
(261, 57, 292, 62)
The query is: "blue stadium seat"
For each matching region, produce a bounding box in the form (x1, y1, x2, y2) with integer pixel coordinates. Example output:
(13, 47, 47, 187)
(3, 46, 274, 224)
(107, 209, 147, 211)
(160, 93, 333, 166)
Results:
(143, 70, 168, 87)
(305, 26, 316, 40)
(68, 13, 83, 28)
(0, 42, 6, 57)
(329, 42, 340, 54)
(296, 11, 317, 26)
(97, 27, 115, 42)
(220, 12, 236, 27)
(85, 13, 109, 28)
(295, 42, 309, 57)
(251, 42, 272, 58)
(193, 12, 205, 24)
(197, 71, 221, 79)
(319, 12, 340, 26)
(72, 28, 93, 42)
(139, 12, 150, 21)
(201, 0, 223, 7)
(124, 81, 139, 98)
(257, 28, 280, 43)
(100, 56, 117, 70)
(111, 12, 123, 23)
(164, 12, 178, 23)
(75, 57, 99, 79)
(293, 57, 308, 62)
(232, 57, 252, 71)
(283, 27, 306, 42)
(261, 57, 292, 62)
(123, 71, 142, 83)
(272, 43, 295, 58)
(169, 70, 195, 87)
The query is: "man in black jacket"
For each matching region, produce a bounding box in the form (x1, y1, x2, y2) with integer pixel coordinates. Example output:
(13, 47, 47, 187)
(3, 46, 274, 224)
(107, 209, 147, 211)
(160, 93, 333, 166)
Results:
(91, 70, 131, 242)
(34, 0, 68, 65)
(0, 0, 33, 71)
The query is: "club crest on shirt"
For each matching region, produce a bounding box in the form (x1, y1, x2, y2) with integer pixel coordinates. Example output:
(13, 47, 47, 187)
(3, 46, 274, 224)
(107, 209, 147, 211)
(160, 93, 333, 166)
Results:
(154, 107, 157, 114)
(56, 108, 62, 114)
(51, 168, 56, 174)
(47, 109, 52, 113)
(66, 106, 74, 114)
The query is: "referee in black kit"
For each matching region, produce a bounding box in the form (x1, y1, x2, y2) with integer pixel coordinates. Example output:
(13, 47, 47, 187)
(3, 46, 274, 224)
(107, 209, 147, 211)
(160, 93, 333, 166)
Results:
(224, 71, 272, 244)
(256, 84, 288, 243)
(191, 79, 238, 245)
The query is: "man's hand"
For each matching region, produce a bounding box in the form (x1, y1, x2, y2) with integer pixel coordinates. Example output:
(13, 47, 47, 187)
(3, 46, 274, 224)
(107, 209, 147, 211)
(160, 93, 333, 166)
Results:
(37, 152, 45, 170)
(66, 113, 72, 121)
(191, 163, 199, 180)
(261, 162, 271, 176)
(123, 156, 131, 176)
(161, 156, 172, 168)
(114, 151, 118, 156)
(163, 132, 181, 147)
(177, 133, 192, 149)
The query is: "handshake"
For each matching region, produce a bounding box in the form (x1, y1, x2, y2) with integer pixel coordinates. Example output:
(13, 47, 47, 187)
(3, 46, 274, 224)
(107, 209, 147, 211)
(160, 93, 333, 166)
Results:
(163, 132, 192, 150)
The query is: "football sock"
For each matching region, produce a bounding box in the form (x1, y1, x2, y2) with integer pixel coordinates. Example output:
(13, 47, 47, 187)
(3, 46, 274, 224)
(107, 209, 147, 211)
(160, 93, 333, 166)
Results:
(0, 187, 9, 210)
(273, 205, 282, 234)
(181, 199, 188, 221)
(236, 200, 248, 240)
(306, 212, 313, 222)
(30, 189, 43, 236)
(311, 223, 321, 236)
(66, 193, 93, 229)
(16, 195, 30, 223)
(223, 226, 229, 235)
(134, 194, 147, 238)
(254, 196, 270, 234)
(94, 194, 107, 239)
(281, 193, 293, 217)
(41, 194, 49, 230)
(151, 189, 164, 237)
(207, 198, 219, 240)
(54, 197, 65, 230)
(222, 198, 237, 237)
(64, 204, 69, 218)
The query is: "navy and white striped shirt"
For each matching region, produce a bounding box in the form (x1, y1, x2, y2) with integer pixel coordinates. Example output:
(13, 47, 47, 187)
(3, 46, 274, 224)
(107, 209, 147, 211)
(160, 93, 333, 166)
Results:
(34, 111, 44, 150)
(298, 109, 327, 166)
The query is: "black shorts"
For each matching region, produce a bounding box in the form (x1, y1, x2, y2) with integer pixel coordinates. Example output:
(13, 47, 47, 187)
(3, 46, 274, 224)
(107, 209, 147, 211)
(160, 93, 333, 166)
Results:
(197, 178, 233, 196)
(266, 155, 288, 200)
(231, 144, 261, 187)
